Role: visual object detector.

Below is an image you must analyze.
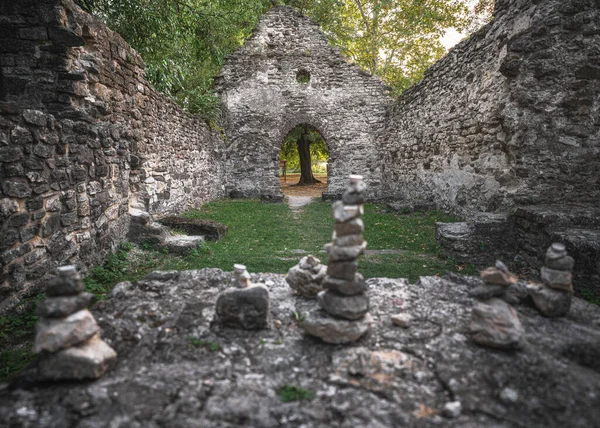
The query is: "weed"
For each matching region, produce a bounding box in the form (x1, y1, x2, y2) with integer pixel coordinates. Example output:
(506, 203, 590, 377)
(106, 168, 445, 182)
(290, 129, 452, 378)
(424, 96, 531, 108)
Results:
(277, 384, 313, 402)
(292, 311, 305, 325)
(188, 337, 220, 352)
(0, 348, 35, 381)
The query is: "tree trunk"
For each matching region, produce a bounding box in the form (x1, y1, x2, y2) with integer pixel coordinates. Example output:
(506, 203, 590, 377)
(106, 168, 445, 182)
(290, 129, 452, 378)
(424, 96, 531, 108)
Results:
(296, 130, 321, 185)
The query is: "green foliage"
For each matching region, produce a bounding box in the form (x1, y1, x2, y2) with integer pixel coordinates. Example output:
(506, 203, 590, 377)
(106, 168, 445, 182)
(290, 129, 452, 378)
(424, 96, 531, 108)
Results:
(292, 311, 306, 324)
(77, 0, 493, 116)
(285, 0, 491, 94)
(0, 294, 43, 381)
(0, 348, 35, 381)
(84, 241, 138, 300)
(188, 337, 220, 351)
(80, 0, 272, 120)
(280, 125, 328, 173)
(277, 384, 314, 402)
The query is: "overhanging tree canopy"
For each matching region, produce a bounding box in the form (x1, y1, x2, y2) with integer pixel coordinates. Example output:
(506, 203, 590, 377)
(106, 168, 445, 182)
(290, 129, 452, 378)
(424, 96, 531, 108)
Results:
(76, 0, 492, 116)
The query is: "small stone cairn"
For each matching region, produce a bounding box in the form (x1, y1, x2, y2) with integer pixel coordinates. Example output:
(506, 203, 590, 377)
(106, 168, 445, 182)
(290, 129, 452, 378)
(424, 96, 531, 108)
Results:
(33, 266, 117, 380)
(469, 261, 524, 349)
(528, 243, 574, 317)
(301, 175, 372, 344)
(286, 255, 327, 297)
(215, 264, 270, 329)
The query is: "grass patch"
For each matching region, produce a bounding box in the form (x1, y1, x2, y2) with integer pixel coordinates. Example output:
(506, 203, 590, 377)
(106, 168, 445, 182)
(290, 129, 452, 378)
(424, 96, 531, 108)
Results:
(277, 384, 313, 402)
(0, 199, 473, 381)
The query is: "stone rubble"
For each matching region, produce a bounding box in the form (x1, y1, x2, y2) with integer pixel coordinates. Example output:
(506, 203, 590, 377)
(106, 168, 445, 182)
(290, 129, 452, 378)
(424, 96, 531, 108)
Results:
(127, 209, 205, 255)
(2, 268, 600, 427)
(469, 260, 523, 349)
(33, 266, 117, 380)
(301, 175, 372, 343)
(528, 243, 574, 317)
(215, 264, 270, 329)
(285, 255, 327, 297)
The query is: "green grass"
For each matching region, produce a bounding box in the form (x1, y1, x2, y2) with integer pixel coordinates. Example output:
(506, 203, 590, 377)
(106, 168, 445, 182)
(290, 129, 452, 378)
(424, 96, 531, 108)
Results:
(277, 384, 313, 402)
(0, 199, 473, 382)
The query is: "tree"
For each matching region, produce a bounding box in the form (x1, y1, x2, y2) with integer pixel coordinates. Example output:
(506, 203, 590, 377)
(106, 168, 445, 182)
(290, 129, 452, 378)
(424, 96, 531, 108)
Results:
(281, 125, 328, 185)
(77, 0, 492, 117)
(76, 0, 272, 121)
(286, 0, 491, 95)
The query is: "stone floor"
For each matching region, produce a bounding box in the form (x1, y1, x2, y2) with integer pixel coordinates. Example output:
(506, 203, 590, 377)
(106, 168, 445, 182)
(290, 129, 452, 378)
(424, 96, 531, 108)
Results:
(1, 269, 599, 427)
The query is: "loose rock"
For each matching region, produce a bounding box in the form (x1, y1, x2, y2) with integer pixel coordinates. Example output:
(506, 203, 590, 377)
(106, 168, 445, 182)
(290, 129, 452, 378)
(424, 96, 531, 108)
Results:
(470, 298, 523, 349)
(37, 334, 117, 381)
(215, 285, 270, 329)
(286, 255, 327, 297)
(391, 313, 412, 328)
(317, 290, 369, 320)
(33, 309, 100, 353)
(300, 309, 373, 344)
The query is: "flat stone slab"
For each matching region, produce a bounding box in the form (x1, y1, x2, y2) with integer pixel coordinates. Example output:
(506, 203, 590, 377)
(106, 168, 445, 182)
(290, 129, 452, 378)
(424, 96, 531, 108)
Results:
(287, 196, 313, 209)
(37, 334, 117, 381)
(2, 269, 600, 427)
(33, 309, 99, 354)
(164, 235, 204, 255)
(301, 308, 372, 344)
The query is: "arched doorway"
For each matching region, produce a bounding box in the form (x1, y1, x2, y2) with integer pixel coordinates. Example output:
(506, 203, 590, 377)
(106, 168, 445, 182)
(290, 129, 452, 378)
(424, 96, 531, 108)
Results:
(279, 124, 329, 197)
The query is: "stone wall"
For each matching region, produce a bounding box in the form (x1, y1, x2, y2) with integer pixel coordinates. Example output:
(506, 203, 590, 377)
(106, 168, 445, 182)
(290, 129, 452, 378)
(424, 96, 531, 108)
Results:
(0, 0, 225, 312)
(215, 6, 392, 200)
(381, 0, 600, 215)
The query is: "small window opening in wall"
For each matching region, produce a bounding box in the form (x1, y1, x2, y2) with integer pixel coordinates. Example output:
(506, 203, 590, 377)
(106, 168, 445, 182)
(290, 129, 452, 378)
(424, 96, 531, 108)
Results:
(296, 69, 310, 84)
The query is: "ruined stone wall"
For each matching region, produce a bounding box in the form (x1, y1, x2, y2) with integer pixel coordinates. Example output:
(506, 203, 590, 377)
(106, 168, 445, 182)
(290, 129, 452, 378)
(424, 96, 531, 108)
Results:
(0, 0, 225, 312)
(216, 6, 392, 200)
(382, 0, 600, 215)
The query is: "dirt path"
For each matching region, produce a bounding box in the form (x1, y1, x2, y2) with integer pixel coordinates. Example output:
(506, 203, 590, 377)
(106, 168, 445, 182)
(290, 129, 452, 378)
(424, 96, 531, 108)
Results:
(279, 174, 327, 198)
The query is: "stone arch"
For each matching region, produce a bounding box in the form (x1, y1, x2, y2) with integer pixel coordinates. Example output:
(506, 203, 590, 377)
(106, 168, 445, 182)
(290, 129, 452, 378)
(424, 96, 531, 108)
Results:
(277, 120, 332, 191)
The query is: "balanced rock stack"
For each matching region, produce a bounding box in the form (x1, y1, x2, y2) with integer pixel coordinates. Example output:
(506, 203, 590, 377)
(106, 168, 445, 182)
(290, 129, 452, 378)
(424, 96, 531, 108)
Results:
(286, 255, 327, 297)
(301, 175, 372, 344)
(33, 266, 117, 380)
(215, 264, 270, 329)
(469, 261, 524, 349)
(528, 243, 574, 317)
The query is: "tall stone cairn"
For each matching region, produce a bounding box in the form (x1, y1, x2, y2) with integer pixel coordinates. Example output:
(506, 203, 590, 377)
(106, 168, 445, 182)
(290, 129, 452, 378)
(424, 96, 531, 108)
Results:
(301, 175, 372, 344)
(33, 266, 117, 380)
(528, 243, 574, 317)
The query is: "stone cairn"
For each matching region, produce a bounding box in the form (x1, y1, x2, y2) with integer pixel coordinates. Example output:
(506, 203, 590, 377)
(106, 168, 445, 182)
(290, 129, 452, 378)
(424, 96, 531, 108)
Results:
(528, 243, 574, 317)
(469, 261, 524, 349)
(286, 255, 327, 297)
(215, 264, 270, 329)
(33, 266, 117, 380)
(301, 175, 372, 344)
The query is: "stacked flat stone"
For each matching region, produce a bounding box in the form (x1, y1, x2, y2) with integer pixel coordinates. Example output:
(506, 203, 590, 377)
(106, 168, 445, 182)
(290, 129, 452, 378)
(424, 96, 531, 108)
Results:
(286, 255, 327, 297)
(528, 243, 574, 317)
(301, 175, 372, 344)
(215, 264, 270, 329)
(33, 266, 117, 380)
(469, 261, 523, 350)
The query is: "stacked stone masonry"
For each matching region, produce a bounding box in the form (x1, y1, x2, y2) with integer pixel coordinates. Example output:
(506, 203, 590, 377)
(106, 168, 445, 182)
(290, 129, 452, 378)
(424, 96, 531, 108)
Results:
(381, 0, 600, 215)
(215, 6, 392, 200)
(0, 0, 225, 312)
